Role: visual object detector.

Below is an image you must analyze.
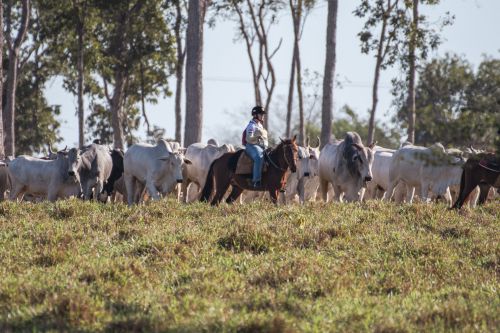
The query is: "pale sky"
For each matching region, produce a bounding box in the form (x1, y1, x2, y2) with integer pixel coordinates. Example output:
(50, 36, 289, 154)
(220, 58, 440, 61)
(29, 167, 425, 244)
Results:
(46, 0, 500, 148)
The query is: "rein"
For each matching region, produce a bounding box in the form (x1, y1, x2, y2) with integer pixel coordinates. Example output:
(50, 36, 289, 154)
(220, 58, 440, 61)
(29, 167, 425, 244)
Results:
(479, 159, 500, 173)
(265, 144, 291, 172)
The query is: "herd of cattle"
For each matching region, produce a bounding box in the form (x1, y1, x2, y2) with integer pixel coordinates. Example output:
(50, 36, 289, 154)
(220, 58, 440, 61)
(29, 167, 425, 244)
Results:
(0, 132, 497, 208)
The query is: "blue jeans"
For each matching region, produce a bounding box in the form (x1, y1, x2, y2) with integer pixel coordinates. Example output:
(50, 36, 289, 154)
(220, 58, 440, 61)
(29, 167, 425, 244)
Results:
(245, 144, 264, 183)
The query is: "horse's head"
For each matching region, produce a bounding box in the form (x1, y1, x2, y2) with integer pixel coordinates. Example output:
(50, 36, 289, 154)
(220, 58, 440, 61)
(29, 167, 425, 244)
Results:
(280, 135, 299, 173)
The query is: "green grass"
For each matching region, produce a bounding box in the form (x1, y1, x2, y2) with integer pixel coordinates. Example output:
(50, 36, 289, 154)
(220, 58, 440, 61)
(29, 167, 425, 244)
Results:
(0, 199, 498, 332)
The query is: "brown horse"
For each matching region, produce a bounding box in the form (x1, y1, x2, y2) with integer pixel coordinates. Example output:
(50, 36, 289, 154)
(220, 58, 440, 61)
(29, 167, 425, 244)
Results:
(200, 137, 299, 205)
(452, 152, 500, 209)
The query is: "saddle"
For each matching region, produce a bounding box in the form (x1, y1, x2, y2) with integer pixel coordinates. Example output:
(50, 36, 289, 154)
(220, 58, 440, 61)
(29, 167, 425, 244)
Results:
(235, 151, 269, 175)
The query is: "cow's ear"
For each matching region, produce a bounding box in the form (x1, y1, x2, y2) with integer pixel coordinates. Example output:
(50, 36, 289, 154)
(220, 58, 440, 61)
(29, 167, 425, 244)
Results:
(158, 155, 171, 161)
(309, 154, 317, 160)
(368, 141, 377, 149)
(183, 158, 192, 165)
(292, 135, 297, 143)
(352, 143, 363, 150)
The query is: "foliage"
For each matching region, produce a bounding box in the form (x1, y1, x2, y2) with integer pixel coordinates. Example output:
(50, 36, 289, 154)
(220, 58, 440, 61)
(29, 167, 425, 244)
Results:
(392, 53, 500, 149)
(0, 199, 498, 331)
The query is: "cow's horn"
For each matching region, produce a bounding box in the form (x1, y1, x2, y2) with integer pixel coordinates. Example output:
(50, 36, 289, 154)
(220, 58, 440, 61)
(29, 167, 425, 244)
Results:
(352, 143, 364, 150)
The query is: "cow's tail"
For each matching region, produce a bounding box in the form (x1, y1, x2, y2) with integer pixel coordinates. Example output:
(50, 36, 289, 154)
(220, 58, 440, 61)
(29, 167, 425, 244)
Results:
(200, 160, 216, 202)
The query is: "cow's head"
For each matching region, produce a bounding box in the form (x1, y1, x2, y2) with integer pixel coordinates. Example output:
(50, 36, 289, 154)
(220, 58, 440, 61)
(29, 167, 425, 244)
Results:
(67, 148, 82, 182)
(158, 153, 192, 192)
(345, 141, 375, 183)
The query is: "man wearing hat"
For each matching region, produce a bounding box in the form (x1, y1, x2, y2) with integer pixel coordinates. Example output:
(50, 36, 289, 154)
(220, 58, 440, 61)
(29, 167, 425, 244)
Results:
(241, 106, 268, 187)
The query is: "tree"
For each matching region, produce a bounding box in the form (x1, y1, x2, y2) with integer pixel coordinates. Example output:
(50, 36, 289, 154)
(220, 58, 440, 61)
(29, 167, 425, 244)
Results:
(0, 1, 4, 159)
(166, 0, 188, 144)
(94, 0, 175, 148)
(320, 0, 338, 149)
(392, 54, 499, 150)
(286, 0, 314, 144)
(354, 0, 402, 145)
(215, 0, 284, 130)
(184, 0, 207, 146)
(4, 0, 30, 157)
(394, 0, 453, 143)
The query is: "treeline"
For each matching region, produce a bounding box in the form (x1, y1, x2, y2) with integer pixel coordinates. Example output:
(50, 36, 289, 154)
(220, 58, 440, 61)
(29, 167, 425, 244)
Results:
(0, 0, 498, 157)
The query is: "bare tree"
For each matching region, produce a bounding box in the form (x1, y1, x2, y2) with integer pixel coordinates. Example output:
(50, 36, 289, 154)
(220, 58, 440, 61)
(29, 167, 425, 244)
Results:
(320, 0, 338, 149)
(174, 0, 187, 144)
(73, 0, 85, 147)
(4, 0, 31, 157)
(227, 0, 283, 129)
(354, 0, 401, 145)
(0, 1, 4, 159)
(184, 0, 207, 146)
(406, 0, 418, 143)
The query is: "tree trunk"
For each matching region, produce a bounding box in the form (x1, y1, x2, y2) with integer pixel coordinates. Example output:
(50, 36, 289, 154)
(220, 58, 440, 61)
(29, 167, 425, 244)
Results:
(4, 0, 30, 157)
(111, 70, 127, 149)
(285, 47, 296, 138)
(0, 1, 4, 159)
(184, 0, 205, 146)
(367, 2, 390, 146)
(292, 0, 305, 146)
(174, 0, 185, 144)
(320, 0, 338, 149)
(407, 0, 418, 144)
(76, 7, 85, 147)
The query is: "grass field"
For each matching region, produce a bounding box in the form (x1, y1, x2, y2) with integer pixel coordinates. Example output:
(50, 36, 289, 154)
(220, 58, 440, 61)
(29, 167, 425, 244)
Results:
(0, 199, 498, 332)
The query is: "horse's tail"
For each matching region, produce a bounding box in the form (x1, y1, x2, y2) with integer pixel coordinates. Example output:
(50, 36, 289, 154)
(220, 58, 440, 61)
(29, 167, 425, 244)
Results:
(200, 160, 216, 202)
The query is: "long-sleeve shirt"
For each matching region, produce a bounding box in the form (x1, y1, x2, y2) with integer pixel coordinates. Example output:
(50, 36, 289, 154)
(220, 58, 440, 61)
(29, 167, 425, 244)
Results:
(244, 119, 268, 148)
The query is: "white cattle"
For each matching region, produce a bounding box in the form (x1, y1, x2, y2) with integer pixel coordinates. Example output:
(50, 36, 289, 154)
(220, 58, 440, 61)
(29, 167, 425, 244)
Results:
(318, 132, 374, 202)
(283, 145, 321, 204)
(77, 144, 113, 200)
(124, 140, 191, 205)
(385, 143, 465, 206)
(364, 147, 406, 202)
(8, 151, 81, 202)
(181, 142, 235, 203)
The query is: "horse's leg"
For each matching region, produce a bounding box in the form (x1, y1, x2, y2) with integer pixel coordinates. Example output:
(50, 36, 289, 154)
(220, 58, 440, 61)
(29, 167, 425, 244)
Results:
(211, 174, 231, 206)
(226, 186, 244, 204)
(269, 189, 279, 205)
(477, 183, 491, 206)
(452, 168, 477, 209)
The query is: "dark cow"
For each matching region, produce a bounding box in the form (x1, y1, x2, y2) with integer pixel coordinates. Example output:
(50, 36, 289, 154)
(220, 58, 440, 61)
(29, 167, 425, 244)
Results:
(452, 153, 500, 209)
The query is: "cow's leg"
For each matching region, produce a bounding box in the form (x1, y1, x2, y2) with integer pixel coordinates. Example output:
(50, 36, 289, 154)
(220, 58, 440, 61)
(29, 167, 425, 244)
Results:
(384, 180, 397, 202)
(47, 190, 58, 202)
(332, 185, 342, 202)
(93, 178, 104, 201)
(226, 186, 244, 204)
(124, 174, 136, 205)
(405, 186, 415, 204)
(420, 183, 430, 203)
(443, 187, 453, 207)
(297, 178, 305, 204)
(9, 184, 25, 202)
(181, 178, 191, 204)
(145, 178, 160, 200)
(319, 179, 329, 202)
